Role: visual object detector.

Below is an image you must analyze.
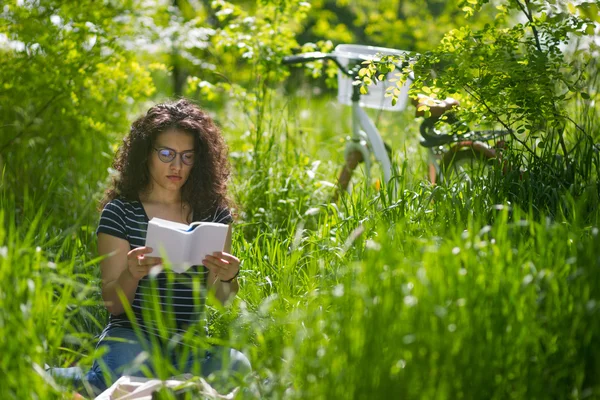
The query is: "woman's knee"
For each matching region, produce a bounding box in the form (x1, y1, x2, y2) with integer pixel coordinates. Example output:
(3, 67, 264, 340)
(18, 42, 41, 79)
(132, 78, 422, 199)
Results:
(97, 328, 149, 370)
(89, 328, 152, 387)
(83, 368, 107, 396)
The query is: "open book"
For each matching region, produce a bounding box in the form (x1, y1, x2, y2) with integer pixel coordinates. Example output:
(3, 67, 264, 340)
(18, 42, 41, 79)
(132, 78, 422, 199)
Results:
(144, 217, 229, 273)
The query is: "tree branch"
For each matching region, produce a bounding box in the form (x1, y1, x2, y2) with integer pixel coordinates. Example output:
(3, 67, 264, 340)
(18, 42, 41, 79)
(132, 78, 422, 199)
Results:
(558, 112, 592, 154)
(463, 83, 538, 158)
(515, 0, 543, 53)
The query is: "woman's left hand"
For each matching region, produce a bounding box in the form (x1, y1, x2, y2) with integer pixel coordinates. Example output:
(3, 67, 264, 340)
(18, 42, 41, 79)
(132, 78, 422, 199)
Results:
(203, 251, 240, 282)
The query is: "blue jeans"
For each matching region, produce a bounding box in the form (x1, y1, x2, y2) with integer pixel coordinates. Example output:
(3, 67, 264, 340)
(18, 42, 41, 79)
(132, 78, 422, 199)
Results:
(49, 327, 251, 395)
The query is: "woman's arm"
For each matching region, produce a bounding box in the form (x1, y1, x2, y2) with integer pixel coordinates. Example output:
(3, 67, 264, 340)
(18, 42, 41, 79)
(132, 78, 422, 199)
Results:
(98, 233, 161, 315)
(205, 225, 240, 305)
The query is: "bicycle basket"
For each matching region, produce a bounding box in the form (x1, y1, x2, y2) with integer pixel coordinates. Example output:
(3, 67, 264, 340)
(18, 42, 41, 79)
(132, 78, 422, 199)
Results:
(335, 44, 412, 112)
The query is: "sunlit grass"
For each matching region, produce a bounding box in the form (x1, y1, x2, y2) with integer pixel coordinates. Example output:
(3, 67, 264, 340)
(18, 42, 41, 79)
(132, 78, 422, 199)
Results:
(1, 91, 599, 399)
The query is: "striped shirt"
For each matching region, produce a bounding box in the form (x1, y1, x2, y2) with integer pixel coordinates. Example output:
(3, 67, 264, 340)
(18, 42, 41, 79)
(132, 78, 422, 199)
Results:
(96, 198, 232, 340)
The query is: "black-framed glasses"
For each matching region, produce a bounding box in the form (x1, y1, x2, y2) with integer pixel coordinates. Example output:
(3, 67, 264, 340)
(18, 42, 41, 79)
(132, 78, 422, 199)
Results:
(153, 147, 195, 166)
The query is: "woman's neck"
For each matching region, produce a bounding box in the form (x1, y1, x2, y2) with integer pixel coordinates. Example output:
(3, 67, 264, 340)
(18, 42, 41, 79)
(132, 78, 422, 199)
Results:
(139, 187, 182, 206)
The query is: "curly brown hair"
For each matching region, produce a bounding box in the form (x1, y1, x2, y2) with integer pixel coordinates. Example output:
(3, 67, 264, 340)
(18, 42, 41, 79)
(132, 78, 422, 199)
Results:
(101, 99, 232, 221)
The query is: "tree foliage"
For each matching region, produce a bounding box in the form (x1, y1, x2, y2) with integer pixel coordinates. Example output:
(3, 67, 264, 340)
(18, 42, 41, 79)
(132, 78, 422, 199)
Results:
(297, 0, 496, 52)
(0, 0, 155, 224)
(356, 0, 599, 195)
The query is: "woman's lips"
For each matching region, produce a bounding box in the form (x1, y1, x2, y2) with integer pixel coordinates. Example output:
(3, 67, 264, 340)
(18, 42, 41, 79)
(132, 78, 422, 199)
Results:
(167, 175, 182, 182)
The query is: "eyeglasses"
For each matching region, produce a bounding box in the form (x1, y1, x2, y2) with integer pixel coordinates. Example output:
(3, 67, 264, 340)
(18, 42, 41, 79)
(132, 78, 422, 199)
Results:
(153, 147, 195, 166)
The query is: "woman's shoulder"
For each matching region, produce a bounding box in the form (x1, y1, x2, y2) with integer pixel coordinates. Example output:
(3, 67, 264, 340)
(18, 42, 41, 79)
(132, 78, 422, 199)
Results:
(102, 198, 145, 218)
(97, 197, 147, 240)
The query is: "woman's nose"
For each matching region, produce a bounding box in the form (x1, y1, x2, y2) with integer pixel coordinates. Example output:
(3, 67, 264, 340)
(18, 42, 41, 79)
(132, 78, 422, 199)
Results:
(170, 156, 183, 169)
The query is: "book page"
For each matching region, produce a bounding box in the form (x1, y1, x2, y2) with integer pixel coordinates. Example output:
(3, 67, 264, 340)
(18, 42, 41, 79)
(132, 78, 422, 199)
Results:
(148, 217, 190, 231)
(189, 223, 229, 265)
(145, 220, 192, 271)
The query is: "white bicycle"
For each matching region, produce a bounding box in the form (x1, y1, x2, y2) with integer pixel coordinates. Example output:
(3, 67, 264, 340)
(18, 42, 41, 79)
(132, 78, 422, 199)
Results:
(283, 44, 512, 199)
(283, 44, 412, 199)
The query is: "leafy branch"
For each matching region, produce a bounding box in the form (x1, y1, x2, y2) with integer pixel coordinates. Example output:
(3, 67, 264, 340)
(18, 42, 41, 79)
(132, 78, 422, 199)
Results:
(354, 0, 596, 181)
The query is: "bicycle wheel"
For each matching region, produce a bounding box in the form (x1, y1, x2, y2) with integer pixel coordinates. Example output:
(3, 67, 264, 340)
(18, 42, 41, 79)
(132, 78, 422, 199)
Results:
(439, 141, 497, 183)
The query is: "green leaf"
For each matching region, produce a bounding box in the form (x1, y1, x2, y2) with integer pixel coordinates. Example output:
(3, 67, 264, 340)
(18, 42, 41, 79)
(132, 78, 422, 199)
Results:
(581, 92, 590, 100)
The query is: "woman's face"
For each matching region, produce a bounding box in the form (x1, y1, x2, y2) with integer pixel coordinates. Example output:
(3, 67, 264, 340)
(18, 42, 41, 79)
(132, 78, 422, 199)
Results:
(148, 129, 195, 193)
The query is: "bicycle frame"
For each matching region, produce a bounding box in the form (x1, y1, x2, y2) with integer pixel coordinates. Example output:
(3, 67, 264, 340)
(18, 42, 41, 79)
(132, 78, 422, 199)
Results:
(283, 49, 408, 195)
(351, 93, 393, 183)
(283, 48, 516, 193)
(425, 142, 495, 184)
(418, 118, 511, 184)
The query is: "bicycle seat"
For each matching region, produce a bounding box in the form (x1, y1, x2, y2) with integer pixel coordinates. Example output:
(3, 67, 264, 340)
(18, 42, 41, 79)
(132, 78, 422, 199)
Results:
(412, 95, 459, 118)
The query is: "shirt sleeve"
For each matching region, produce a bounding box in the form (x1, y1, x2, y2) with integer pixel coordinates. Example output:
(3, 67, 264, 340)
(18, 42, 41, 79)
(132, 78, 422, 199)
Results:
(96, 200, 128, 240)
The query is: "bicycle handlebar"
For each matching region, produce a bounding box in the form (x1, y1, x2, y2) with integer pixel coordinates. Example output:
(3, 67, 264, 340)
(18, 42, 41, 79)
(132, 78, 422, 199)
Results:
(419, 117, 511, 148)
(282, 51, 353, 77)
(283, 50, 410, 77)
(281, 52, 330, 65)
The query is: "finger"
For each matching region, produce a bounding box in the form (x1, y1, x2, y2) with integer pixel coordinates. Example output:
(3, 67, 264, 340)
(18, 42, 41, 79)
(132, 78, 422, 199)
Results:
(134, 265, 151, 275)
(203, 258, 226, 270)
(204, 254, 227, 265)
(129, 246, 154, 257)
(139, 263, 157, 272)
(206, 253, 239, 266)
(135, 256, 162, 267)
(138, 246, 154, 254)
(203, 258, 227, 273)
(204, 256, 233, 272)
(141, 256, 162, 264)
(131, 265, 153, 279)
(212, 252, 240, 264)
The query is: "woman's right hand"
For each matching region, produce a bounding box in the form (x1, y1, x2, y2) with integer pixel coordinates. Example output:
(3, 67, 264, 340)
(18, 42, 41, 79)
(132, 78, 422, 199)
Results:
(126, 247, 163, 281)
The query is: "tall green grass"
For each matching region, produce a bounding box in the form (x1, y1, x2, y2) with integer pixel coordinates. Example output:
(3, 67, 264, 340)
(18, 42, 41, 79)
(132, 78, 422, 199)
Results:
(219, 90, 600, 398)
(1, 90, 599, 399)
(0, 191, 100, 399)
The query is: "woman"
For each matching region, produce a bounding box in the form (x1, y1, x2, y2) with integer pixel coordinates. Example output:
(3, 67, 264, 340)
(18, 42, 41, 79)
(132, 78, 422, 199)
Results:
(55, 99, 251, 394)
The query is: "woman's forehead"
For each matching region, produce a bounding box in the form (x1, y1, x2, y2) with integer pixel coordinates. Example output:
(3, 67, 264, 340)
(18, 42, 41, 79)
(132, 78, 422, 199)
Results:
(155, 129, 195, 148)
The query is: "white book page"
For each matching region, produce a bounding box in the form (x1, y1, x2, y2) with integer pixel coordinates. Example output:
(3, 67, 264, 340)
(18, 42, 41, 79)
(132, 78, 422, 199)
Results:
(189, 223, 229, 265)
(148, 217, 190, 231)
(145, 219, 192, 271)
